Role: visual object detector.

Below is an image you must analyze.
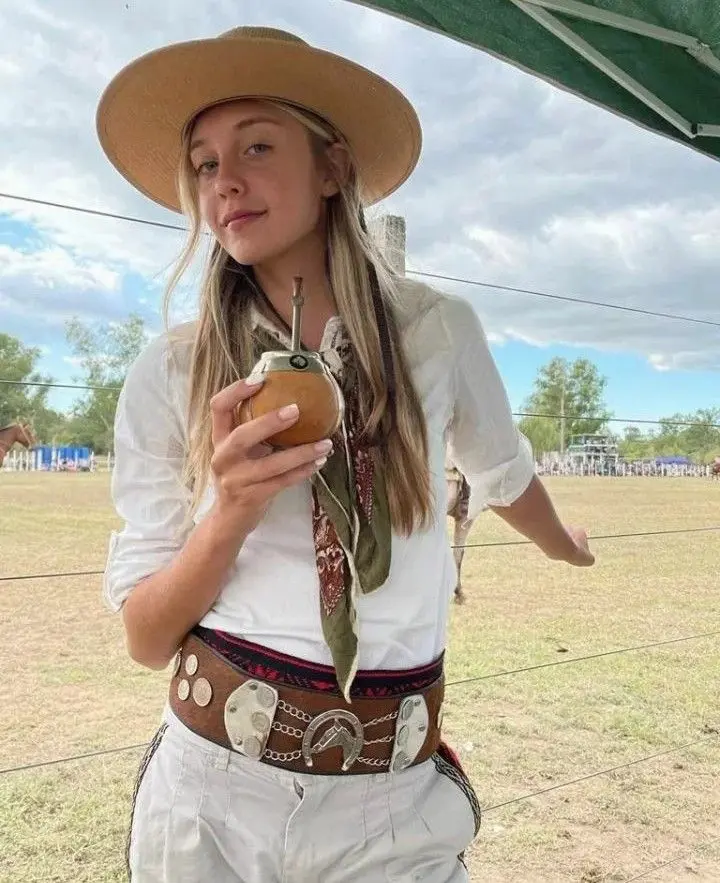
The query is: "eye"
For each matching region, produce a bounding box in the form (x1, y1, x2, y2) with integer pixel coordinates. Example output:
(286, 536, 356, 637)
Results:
(194, 159, 218, 176)
(247, 143, 271, 156)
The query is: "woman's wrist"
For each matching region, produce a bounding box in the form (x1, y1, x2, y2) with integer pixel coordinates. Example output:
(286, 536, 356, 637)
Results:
(540, 525, 580, 562)
(491, 476, 582, 563)
(205, 499, 256, 548)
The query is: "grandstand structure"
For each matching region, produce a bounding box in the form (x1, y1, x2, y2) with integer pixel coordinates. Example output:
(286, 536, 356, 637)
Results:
(566, 433, 620, 474)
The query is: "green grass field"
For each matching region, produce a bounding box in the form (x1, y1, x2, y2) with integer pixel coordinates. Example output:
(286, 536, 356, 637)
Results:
(1, 472, 718, 882)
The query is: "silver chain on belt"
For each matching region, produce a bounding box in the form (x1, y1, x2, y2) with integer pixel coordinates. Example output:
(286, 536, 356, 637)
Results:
(262, 699, 399, 767)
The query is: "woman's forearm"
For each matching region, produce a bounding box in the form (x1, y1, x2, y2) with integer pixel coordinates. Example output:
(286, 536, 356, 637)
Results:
(121, 505, 253, 670)
(489, 475, 578, 561)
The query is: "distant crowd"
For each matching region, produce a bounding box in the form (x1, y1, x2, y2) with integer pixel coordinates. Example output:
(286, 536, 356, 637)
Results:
(536, 459, 715, 478)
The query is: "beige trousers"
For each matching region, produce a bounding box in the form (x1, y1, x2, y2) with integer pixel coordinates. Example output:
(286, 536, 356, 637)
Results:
(128, 706, 480, 882)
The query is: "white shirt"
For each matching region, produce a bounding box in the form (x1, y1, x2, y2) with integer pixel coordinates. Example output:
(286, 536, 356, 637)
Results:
(103, 278, 535, 671)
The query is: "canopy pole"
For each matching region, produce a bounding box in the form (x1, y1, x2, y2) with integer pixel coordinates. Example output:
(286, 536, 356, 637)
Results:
(522, 0, 720, 78)
(510, 0, 702, 139)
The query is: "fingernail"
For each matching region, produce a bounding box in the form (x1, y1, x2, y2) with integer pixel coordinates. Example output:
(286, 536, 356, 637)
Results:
(278, 403, 299, 420)
(315, 439, 333, 454)
(245, 375, 264, 387)
(315, 457, 328, 468)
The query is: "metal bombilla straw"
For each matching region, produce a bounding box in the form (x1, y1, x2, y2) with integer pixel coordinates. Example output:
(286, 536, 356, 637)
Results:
(291, 276, 304, 352)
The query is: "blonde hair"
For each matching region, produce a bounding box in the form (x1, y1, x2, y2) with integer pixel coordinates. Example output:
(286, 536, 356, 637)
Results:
(164, 99, 432, 535)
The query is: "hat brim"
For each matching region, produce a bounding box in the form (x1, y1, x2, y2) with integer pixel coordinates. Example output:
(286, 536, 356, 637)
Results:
(96, 35, 422, 212)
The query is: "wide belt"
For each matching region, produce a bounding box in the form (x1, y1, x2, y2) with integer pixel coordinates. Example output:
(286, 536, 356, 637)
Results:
(169, 632, 444, 775)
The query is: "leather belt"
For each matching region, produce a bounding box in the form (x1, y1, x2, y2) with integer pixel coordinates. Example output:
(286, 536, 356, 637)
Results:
(169, 633, 444, 775)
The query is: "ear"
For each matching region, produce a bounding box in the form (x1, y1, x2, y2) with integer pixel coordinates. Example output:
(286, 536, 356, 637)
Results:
(320, 142, 351, 198)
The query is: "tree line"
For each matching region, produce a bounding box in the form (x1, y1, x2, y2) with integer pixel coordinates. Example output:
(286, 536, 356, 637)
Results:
(0, 315, 147, 454)
(517, 357, 720, 464)
(1, 319, 718, 462)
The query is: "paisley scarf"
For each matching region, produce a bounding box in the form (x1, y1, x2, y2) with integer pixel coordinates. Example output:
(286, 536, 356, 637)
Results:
(250, 305, 392, 701)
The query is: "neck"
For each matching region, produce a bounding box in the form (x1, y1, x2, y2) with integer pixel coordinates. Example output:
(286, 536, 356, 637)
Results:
(252, 231, 336, 350)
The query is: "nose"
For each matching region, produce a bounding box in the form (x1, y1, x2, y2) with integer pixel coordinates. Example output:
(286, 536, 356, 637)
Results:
(214, 157, 248, 199)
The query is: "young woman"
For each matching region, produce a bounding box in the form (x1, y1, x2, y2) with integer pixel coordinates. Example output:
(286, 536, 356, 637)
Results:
(99, 25, 593, 883)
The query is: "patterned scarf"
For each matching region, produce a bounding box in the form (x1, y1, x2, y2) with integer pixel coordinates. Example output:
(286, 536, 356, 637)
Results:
(250, 306, 392, 701)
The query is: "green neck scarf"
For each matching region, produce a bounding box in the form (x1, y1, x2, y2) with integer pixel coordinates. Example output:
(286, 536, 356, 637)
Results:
(250, 306, 392, 701)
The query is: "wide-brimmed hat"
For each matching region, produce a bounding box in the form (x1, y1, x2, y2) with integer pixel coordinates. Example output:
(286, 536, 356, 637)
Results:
(96, 26, 422, 212)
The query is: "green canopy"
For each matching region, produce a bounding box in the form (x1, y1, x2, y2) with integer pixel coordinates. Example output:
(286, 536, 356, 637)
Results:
(347, 0, 720, 164)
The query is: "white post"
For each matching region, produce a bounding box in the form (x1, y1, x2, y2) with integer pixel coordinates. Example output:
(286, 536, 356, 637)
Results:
(369, 214, 407, 276)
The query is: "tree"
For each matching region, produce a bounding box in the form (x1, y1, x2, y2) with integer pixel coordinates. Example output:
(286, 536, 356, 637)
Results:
(32, 407, 72, 446)
(680, 408, 720, 461)
(617, 409, 720, 463)
(0, 333, 53, 429)
(654, 408, 720, 462)
(515, 414, 560, 455)
(518, 357, 611, 454)
(65, 313, 149, 453)
(618, 425, 653, 461)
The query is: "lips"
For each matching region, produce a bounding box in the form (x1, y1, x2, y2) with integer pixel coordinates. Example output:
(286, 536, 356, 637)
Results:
(222, 210, 266, 228)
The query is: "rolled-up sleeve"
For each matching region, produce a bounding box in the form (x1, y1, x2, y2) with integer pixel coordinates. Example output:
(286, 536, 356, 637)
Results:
(103, 333, 193, 612)
(442, 295, 535, 518)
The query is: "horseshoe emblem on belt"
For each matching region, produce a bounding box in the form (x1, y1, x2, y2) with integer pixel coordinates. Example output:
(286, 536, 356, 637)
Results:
(301, 709, 364, 771)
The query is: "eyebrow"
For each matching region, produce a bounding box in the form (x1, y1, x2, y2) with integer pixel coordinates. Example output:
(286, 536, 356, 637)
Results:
(189, 116, 283, 152)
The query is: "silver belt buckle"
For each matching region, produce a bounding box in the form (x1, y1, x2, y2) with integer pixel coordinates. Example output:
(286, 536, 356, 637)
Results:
(224, 680, 279, 760)
(390, 694, 429, 772)
(301, 709, 364, 772)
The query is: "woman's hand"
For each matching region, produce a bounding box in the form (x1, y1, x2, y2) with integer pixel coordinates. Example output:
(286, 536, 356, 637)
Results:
(549, 525, 595, 567)
(489, 477, 595, 568)
(209, 378, 332, 532)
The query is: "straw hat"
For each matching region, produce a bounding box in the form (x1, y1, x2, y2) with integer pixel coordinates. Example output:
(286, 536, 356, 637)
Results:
(96, 26, 422, 212)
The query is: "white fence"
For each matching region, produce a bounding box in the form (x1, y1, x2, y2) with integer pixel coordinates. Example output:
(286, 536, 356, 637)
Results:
(1, 450, 114, 472)
(2, 447, 714, 479)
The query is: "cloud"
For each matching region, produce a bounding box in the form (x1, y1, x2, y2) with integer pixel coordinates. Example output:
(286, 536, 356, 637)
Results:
(0, 243, 119, 291)
(0, 0, 719, 377)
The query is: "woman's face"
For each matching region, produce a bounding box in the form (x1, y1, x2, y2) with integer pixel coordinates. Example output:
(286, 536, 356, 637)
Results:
(189, 99, 343, 266)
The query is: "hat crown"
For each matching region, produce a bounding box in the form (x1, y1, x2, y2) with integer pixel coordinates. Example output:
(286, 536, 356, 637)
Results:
(218, 26, 307, 46)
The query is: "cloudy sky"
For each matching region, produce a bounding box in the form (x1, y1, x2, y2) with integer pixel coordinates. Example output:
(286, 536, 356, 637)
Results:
(2, 0, 719, 428)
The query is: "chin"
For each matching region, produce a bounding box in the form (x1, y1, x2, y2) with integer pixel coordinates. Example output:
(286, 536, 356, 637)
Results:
(224, 236, 302, 269)
(225, 243, 277, 266)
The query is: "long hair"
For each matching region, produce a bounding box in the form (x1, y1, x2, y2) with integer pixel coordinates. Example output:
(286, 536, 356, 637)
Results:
(164, 100, 432, 535)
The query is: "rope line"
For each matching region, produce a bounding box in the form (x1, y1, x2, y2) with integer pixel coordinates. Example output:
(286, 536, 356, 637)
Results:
(0, 742, 149, 775)
(2, 524, 719, 583)
(3, 730, 713, 787)
(483, 735, 717, 812)
(445, 631, 720, 688)
(2, 190, 719, 328)
(623, 836, 720, 882)
(513, 411, 720, 430)
(0, 568, 105, 582)
(3, 377, 720, 429)
(0, 192, 186, 232)
(411, 270, 720, 329)
(0, 379, 121, 392)
(452, 525, 720, 550)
